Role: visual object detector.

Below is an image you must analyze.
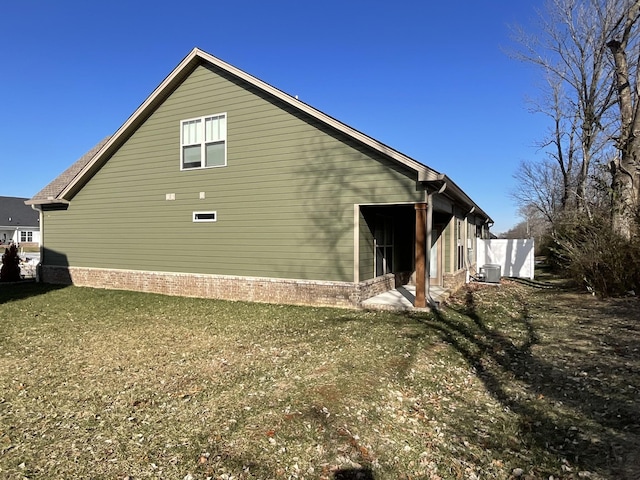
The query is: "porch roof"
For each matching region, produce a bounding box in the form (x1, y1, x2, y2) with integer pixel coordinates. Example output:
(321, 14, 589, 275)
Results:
(423, 176, 493, 223)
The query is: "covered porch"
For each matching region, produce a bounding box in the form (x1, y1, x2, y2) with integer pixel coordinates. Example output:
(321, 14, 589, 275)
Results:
(358, 202, 452, 308)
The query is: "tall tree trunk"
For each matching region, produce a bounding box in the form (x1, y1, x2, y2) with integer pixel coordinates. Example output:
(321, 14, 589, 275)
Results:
(607, 1, 640, 238)
(553, 108, 573, 211)
(577, 140, 594, 219)
(609, 154, 637, 236)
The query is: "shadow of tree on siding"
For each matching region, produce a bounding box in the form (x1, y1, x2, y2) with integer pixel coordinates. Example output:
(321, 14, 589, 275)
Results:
(295, 130, 419, 283)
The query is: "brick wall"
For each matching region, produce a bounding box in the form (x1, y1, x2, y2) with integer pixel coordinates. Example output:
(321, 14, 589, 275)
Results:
(358, 273, 396, 299)
(42, 266, 397, 308)
(442, 268, 467, 292)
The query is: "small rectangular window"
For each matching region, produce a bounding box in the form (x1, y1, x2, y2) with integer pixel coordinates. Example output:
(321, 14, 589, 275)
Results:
(181, 113, 227, 170)
(193, 211, 217, 222)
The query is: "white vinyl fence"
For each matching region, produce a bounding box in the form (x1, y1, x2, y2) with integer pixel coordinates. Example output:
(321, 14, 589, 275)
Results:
(477, 239, 535, 280)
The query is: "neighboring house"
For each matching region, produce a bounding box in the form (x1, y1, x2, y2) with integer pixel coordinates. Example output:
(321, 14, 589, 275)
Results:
(0, 196, 41, 246)
(27, 48, 493, 308)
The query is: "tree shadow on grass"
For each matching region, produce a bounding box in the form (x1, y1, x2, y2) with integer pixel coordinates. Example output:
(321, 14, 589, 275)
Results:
(333, 467, 375, 479)
(415, 284, 640, 479)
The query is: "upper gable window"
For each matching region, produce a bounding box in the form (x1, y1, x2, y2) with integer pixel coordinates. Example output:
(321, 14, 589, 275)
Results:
(181, 113, 227, 170)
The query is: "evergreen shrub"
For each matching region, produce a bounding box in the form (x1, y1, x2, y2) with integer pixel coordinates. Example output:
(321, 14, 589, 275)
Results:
(0, 244, 22, 282)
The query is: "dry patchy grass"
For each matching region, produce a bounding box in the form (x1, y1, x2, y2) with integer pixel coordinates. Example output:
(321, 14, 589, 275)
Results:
(0, 279, 638, 479)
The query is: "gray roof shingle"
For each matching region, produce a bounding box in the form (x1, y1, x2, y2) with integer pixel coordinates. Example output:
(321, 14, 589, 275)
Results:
(29, 137, 111, 203)
(0, 196, 39, 228)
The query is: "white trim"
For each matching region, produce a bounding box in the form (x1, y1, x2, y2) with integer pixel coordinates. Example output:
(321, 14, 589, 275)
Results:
(191, 48, 433, 176)
(56, 48, 435, 199)
(47, 47, 491, 224)
(353, 204, 359, 284)
(358, 201, 421, 207)
(180, 112, 227, 170)
(193, 211, 217, 222)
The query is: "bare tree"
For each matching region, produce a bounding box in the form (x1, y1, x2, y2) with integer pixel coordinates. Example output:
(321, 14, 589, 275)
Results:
(512, 0, 619, 214)
(607, 0, 640, 238)
(512, 0, 640, 238)
(512, 158, 565, 224)
(529, 75, 579, 211)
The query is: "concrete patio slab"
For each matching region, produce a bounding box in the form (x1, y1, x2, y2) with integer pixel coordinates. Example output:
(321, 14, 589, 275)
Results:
(361, 284, 449, 311)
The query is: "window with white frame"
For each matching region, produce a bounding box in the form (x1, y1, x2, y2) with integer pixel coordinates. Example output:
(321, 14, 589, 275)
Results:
(20, 231, 33, 242)
(181, 113, 227, 170)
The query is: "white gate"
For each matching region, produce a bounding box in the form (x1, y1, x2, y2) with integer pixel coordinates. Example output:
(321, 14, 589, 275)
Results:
(476, 239, 535, 279)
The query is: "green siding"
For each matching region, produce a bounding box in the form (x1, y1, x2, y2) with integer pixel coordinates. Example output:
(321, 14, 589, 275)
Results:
(443, 222, 452, 273)
(43, 64, 422, 282)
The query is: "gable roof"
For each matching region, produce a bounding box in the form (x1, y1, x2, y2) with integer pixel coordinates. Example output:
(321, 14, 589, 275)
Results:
(0, 196, 40, 228)
(27, 48, 492, 222)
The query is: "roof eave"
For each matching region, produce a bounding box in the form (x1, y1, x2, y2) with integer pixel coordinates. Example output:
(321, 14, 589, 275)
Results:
(57, 48, 437, 201)
(47, 48, 491, 224)
(25, 198, 70, 207)
(194, 49, 435, 177)
(58, 49, 203, 201)
(423, 174, 493, 223)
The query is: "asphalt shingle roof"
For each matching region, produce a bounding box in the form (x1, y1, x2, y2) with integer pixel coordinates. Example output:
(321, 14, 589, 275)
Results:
(30, 137, 111, 203)
(0, 196, 39, 228)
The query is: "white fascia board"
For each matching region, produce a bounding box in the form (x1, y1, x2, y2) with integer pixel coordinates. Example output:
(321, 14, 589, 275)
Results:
(58, 49, 203, 200)
(194, 49, 437, 178)
(58, 48, 441, 201)
(425, 174, 493, 222)
(24, 198, 70, 206)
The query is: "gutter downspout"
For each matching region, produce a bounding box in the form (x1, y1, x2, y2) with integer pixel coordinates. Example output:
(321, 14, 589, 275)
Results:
(30, 205, 43, 283)
(463, 206, 475, 283)
(425, 183, 447, 310)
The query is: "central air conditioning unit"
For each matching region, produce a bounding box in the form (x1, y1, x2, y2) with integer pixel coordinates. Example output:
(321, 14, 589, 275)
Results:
(479, 264, 501, 283)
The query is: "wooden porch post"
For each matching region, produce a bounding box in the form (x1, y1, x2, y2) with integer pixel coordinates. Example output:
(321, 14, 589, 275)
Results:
(415, 203, 427, 308)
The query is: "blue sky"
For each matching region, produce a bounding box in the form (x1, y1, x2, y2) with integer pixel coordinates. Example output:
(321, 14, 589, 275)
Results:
(1, 1, 546, 233)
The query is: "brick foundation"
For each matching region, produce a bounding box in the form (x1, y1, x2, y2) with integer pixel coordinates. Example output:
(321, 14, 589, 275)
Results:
(358, 273, 396, 299)
(442, 266, 473, 293)
(41, 266, 397, 309)
(442, 270, 467, 292)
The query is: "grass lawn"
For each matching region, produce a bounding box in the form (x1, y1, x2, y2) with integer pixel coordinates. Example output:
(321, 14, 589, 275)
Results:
(0, 276, 638, 479)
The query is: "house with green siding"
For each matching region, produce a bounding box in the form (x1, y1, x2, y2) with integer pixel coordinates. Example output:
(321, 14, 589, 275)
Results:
(27, 48, 492, 308)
